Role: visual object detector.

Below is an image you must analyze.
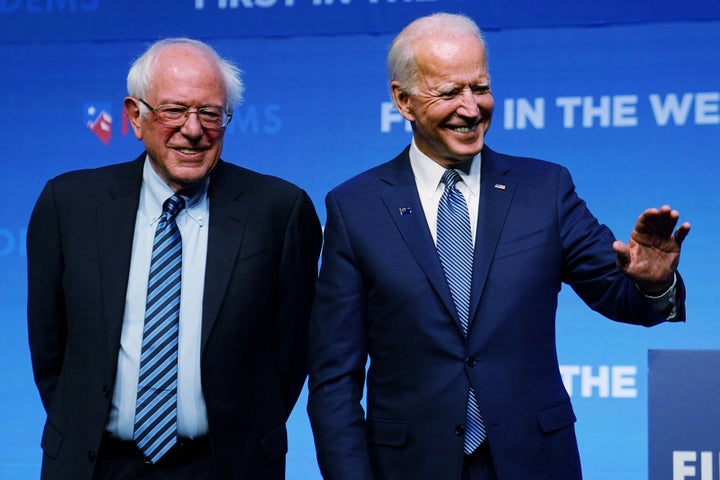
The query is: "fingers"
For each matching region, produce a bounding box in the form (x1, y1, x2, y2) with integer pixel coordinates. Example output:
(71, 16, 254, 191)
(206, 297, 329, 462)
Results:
(637, 206, 684, 238)
(674, 221, 691, 247)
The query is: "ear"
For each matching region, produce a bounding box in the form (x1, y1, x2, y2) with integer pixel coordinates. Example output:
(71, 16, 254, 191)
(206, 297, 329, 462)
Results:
(124, 97, 144, 140)
(390, 81, 415, 122)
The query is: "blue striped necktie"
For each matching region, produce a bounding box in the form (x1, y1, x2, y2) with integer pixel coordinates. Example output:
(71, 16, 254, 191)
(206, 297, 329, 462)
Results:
(134, 194, 185, 463)
(436, 169, 487, 454)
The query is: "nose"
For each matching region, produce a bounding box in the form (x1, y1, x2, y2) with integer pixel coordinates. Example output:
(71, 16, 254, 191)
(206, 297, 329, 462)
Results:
(457, 88, 480, 117)
(180, 110, 204, 138)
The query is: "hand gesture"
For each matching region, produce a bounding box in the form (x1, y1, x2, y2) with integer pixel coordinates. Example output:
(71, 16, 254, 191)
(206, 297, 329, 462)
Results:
(612, 205, 690, 295)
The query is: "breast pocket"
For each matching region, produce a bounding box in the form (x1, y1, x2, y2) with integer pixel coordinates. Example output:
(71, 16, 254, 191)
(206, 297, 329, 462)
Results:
(229, 246, 271, 279)
(494, 228, 549, 260)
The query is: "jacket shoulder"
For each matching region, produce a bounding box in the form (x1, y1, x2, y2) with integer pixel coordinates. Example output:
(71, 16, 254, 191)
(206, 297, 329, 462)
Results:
(484, 146, 566, 179)
(47, 158, 141, 187)
(211, 160, 314, 210)
(328, 148, 410, 198)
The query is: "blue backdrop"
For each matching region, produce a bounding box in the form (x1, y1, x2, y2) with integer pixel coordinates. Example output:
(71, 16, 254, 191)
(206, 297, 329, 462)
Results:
(2, 1, 719, 479)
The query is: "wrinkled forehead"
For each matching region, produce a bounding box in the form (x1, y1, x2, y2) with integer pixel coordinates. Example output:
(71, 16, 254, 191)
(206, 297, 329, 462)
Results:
(413, 36, 488, 84)
(148, 46, 226, 102)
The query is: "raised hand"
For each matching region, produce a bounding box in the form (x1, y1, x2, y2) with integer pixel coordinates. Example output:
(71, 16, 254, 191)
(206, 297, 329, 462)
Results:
(612, 205, 690, 294)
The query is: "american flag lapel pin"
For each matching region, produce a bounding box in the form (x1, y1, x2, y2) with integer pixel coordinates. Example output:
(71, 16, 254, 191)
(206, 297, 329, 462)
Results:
(399, 206, 413, 216)
(494, 183, 507, 190)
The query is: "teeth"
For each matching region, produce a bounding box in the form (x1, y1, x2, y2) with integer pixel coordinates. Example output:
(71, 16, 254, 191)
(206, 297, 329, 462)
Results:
(452, 126, 472, 133)
(179, 149, 199, 154)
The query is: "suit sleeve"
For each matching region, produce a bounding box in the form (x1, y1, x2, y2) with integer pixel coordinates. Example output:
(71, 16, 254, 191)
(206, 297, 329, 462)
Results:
(307, 192, 374, 480)
(274, 189, 323, 417)
(556, 166, 686, 325)
(26, 180, 67, 412)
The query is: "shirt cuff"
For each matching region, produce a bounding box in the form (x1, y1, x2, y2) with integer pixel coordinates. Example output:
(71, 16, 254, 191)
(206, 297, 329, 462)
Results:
(639, 273, 678, 320)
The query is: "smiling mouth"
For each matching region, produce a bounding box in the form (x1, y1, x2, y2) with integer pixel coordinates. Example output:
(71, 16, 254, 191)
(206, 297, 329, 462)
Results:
(177, 148, 204, 155)
(449, 124, 478, 133)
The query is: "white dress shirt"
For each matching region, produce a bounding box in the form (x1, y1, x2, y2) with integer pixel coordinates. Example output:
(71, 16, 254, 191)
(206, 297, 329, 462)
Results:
(409, 139, 481, 247)
(106, 157, 210, 439)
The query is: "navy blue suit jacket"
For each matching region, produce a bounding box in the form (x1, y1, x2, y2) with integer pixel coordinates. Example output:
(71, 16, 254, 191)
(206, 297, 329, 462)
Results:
(307, 145, 685, 480)
(27, 155, 322, 479)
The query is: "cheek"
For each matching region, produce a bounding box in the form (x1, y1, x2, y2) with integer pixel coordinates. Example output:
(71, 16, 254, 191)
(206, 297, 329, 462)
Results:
(483, 95, 495, 114)
(145, 127, 174, 148)
(409, 96, 444, 121)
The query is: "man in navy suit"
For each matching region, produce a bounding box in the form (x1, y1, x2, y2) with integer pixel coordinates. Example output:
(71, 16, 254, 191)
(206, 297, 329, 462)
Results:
(27, 38, 322, 479)
(307, 13, 690, 480)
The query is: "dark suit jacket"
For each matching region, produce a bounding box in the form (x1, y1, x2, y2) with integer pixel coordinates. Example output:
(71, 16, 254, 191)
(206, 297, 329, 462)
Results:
(27, 154, 322, 479)
(307, 146, 685, 480)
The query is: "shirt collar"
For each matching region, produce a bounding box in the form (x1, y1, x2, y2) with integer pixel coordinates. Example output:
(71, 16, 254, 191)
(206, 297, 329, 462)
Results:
(142, 155, 209, 226)
(408, 139, 482, 197)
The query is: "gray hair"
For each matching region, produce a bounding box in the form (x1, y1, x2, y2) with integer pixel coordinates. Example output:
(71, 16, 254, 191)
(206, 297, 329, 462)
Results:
(387, 13, 487, 94)
(127, 37, 244, 111)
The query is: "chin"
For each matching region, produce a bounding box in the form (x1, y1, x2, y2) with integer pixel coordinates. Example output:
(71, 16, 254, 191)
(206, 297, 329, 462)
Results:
(452, 145, 483, 160)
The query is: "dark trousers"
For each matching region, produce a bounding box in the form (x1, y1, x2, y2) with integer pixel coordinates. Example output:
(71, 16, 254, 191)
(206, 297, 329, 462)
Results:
(462, 441, 497, 480)
(93, 433, 213, 480)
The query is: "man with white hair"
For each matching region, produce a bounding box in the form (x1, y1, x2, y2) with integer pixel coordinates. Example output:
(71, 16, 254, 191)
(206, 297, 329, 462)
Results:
(307, 13, 689, 479)
(28, 38, 322, 479)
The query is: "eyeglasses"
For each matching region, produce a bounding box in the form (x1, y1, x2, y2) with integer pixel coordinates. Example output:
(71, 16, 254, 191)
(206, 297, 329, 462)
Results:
(136, 98, 232, 129)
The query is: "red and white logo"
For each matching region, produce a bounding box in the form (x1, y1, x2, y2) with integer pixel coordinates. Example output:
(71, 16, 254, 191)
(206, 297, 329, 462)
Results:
(85, 103, 113, 145)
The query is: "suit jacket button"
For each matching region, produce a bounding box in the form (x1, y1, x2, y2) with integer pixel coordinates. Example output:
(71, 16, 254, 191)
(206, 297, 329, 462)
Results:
(465, 356, 477, 367)
(87, 450, 96, 462)
(102, 385, 112, 397)
(455, 424, 465, 436)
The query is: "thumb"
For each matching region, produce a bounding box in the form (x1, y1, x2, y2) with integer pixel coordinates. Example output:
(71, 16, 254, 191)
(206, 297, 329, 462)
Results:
(613, 240, 630, 270)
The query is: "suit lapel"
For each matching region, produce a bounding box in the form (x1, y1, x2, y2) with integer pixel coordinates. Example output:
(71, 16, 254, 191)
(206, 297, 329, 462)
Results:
(97, 158, 247, 360)
(201, 161, 248, 354)
(98, 158, 144, 363)
(468, 148, 516, 326)
(380, 151, 460, 326)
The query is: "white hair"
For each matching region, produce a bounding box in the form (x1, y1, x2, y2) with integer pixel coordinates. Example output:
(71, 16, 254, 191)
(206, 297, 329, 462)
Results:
(127, 37, 244, 111)
(387, 13, 487, 94)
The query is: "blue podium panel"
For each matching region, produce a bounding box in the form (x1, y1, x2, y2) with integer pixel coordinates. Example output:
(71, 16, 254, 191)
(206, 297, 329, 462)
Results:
(649, 350, 720, 480)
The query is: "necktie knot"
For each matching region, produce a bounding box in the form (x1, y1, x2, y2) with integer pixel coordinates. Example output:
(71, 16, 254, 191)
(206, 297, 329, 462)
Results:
(442, 169, 462, 191)
(163, 195, 186, 221)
